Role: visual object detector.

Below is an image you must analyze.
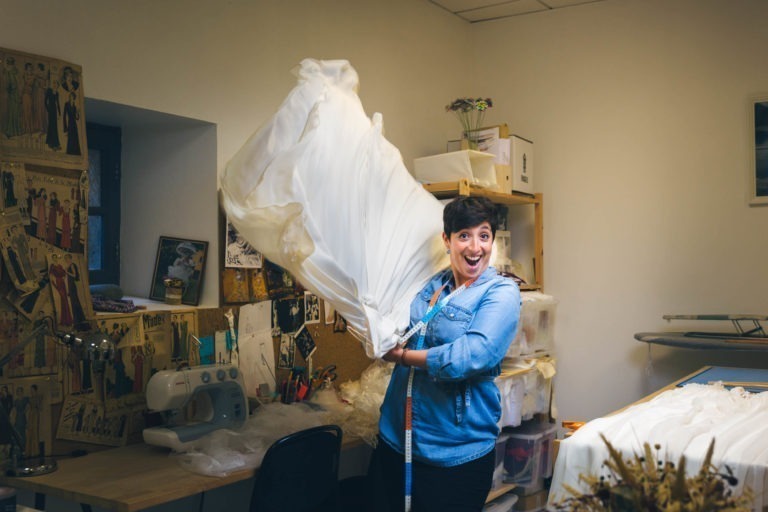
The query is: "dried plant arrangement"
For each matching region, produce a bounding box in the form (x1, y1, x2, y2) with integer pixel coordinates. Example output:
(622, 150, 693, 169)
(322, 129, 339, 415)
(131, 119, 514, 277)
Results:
(552, 434, 753, 512)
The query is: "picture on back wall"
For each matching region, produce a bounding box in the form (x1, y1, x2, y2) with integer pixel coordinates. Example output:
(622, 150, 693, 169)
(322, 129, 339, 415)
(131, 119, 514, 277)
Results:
(149, 237, 208, 306)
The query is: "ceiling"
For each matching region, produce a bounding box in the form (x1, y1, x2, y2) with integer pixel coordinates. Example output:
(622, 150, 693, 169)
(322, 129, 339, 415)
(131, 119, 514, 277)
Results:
(428, 0, 608, 23)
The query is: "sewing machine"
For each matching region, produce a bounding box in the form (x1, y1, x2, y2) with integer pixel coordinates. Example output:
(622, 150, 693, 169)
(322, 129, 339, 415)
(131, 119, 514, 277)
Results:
(143, 364, 248, 451)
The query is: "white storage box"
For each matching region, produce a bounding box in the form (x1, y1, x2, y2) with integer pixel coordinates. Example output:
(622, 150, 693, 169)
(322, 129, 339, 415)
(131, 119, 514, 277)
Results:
(510, 135, 534, 194)
(413, 150, 497, 189)
(511, 292, 557, 356)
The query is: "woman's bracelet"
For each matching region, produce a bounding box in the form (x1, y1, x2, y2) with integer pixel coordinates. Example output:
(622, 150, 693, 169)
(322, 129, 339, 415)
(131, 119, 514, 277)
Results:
(400, 347, 410, 367)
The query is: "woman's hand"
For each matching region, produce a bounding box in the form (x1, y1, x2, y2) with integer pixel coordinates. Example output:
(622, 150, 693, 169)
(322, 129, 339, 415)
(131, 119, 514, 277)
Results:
(383, 345, 404, 364)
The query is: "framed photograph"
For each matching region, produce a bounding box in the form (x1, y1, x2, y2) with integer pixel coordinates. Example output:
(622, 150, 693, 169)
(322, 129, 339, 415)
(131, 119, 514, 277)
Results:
(749, 96, 768, 205)
(149, 237, 208, 305)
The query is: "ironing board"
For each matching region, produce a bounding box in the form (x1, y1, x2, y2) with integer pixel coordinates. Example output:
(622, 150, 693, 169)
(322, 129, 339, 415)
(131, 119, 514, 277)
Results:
(635, 314, 768, 350)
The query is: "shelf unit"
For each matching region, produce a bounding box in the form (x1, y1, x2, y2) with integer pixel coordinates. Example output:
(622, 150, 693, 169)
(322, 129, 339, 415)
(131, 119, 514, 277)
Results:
(423, 179, 543, 291)
(486, 483, 517, 503)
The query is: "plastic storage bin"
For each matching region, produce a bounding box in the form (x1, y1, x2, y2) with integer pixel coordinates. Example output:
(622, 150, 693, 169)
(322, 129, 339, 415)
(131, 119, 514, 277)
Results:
(491, 432, 513, 490)
(503, 420, 557, 489)
(413, 150, 498, 190)
(509, 292, 557, 356)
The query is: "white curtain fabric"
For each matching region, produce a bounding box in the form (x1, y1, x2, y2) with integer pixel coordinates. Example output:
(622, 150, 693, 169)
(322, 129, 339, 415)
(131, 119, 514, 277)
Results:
(548, 383, 768, 510)
(220, 59, 448, 358)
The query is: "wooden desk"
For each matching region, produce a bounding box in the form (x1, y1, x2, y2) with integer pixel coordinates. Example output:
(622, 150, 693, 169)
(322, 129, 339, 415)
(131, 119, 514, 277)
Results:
(0, 443, 255, 512)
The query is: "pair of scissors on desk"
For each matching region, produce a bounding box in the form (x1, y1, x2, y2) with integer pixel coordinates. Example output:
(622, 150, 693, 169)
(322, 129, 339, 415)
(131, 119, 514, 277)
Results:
(308, 365, 337, 396)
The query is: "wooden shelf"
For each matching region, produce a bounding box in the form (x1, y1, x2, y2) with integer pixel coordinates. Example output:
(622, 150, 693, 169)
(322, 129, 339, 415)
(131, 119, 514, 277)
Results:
(486, 483, 517, 504)
(423, 180, 544, 290)
(423, 180, 538, 206)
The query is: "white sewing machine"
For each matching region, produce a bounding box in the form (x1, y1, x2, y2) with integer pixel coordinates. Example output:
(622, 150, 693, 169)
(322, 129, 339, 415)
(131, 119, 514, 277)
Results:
(143, 364, 248, 451)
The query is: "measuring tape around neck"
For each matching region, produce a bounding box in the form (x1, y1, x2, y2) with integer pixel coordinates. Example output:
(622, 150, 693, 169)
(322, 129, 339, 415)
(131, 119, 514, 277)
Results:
(402, 277, 476, 512)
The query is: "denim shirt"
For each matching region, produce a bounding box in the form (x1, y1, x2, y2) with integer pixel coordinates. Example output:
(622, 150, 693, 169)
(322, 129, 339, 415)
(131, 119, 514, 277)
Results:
(378, 267, 521, 467)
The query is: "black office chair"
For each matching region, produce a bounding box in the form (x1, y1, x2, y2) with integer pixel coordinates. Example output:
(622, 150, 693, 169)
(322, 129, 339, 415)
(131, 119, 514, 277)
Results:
(250, 424, 343, 512)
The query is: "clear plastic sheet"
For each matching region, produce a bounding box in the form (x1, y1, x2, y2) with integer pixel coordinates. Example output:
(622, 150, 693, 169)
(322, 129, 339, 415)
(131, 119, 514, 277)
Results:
(220, 59, 448, 358)
(173, 363, 392, 476)
(336, 360, 393, 446)
(173, 402, 330, 477)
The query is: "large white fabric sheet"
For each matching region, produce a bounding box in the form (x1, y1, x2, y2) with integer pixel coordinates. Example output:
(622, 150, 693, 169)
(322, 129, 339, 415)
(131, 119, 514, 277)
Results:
(220, 59, 448, 358)
(549, 383, 768, 510)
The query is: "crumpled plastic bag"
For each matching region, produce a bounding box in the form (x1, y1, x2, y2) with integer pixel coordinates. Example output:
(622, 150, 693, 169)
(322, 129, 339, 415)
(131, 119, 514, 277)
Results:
(336, 360, 393, 446)
(220, 58, 448, 358)
(172, 363, 393, 476)
(173, 402, 331, 477)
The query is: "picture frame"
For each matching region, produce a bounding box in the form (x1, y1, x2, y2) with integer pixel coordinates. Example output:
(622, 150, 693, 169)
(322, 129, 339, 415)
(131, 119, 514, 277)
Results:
(749, 95, 768, 206)
(149, 236, 208, 305)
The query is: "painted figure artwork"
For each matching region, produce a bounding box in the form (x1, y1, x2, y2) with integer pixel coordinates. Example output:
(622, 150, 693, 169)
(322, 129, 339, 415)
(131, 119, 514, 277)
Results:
(170, 311, 198, 364)
(0, 47, 87, 170)
(56, 394, 130, 447)
(0, 161, 28, 219)
(0, 222, 40, 296)
(96, 313, 142, 400)
(0, 376, 55, 459)
(249, 268, 269, 302)
(140, 312, 173, 380)
(25, 167, 86, 254)
(46, 251, 93, 331)
(2, 310, 60, 379)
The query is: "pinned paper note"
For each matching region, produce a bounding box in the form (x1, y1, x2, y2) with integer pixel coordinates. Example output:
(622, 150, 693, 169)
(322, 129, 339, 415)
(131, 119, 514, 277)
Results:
(238, 301, 277, 397)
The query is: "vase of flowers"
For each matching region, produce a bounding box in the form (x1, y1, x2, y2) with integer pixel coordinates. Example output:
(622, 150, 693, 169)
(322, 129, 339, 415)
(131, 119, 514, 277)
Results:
(445, 97, 493, 150)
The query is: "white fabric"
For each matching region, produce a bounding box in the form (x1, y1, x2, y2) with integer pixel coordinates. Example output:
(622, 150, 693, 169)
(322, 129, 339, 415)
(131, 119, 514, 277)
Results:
(549, 383, 768, 510)
(220, 59, 448, 358)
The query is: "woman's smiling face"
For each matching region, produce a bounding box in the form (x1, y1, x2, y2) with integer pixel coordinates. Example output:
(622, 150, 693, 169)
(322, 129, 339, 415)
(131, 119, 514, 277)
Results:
(443, 221, 494, 287)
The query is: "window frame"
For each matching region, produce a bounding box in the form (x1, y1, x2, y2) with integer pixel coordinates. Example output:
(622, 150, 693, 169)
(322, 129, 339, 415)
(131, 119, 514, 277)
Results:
(86, 122, 121, 285)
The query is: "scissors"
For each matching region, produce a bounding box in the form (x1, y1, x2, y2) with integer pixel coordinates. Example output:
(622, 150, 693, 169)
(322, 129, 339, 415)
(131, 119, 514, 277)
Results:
(311, 365, 338, 389)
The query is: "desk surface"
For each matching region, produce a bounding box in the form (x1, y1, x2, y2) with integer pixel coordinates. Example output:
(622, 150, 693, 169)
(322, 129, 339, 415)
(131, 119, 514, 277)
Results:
(0, 443, 255, 512)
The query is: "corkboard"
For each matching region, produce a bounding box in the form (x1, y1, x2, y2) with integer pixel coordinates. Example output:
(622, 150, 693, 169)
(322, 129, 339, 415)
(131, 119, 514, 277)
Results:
(196, 304, 372, 385)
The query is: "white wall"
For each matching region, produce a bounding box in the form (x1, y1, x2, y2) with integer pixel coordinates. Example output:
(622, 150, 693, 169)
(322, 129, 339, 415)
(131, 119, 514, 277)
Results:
(0, 0, 473, 307)
(4, 0, 768, 443)
(473, 0, 768, 421)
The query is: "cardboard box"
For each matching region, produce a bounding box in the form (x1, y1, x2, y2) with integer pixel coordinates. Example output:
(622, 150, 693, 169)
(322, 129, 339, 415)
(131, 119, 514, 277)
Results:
(513, 488, 548, 511)
(495, 163, 512, 194)
(468, 124, 511, 165)
(413, 150, 498, 189)
(511, 135, 534, 194)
